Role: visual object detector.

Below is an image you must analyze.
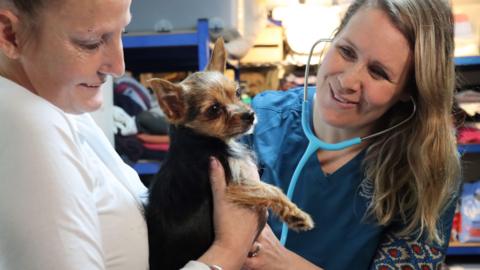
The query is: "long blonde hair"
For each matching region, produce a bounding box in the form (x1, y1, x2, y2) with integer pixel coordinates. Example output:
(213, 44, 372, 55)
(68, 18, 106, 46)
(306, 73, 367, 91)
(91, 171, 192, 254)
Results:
(335, 0, 461, 244)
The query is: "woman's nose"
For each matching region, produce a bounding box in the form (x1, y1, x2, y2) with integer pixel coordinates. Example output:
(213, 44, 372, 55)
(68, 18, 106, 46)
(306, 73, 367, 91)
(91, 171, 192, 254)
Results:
(337, 63, 364, 93)
(99, 38, 125, 78)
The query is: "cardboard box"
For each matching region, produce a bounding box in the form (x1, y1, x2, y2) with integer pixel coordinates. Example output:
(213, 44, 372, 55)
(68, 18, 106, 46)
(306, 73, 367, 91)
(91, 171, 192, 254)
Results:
(241, 26, 284, 64)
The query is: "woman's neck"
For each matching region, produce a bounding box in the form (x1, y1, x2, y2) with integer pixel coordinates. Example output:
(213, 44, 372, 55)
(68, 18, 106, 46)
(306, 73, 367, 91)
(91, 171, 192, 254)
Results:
(312, 100, 369, 174)
(0, 55, 36, 94)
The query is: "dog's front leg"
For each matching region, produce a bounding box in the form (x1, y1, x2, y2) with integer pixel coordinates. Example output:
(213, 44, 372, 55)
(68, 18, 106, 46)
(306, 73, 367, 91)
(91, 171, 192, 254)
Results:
(225, 182, 314, 231)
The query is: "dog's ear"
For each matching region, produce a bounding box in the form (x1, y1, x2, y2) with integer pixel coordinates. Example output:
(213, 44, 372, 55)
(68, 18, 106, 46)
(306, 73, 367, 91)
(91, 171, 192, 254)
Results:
(148, 78, 187, 124)
(205, 37, 226, 73)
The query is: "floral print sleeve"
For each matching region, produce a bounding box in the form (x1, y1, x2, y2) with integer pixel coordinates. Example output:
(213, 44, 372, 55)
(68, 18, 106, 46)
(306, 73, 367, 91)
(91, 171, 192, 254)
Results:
(370, 194, 458, 270)
(370, 232, 446, 270)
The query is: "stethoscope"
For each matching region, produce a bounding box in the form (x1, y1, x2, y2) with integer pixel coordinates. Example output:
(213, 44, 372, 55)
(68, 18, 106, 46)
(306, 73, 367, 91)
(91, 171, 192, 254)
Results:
(279, 39, 417, 245)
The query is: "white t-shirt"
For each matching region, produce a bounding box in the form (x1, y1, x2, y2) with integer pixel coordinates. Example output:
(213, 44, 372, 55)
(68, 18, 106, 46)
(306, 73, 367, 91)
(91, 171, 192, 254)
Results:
(0, 76, 216, 270)
(0, 76, 149, 270)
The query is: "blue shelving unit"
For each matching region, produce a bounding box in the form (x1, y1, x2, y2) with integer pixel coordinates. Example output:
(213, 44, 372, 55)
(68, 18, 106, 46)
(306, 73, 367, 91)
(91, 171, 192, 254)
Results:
(454, 56, 480, 67)
(447, 245, 480, 256)
(122, 18, 210, 72)
(458, 144, 480, 154)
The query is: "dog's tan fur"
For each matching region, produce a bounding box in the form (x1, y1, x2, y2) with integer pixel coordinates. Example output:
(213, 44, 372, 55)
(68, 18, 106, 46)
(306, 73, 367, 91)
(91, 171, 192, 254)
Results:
(149, 38, 313, 231)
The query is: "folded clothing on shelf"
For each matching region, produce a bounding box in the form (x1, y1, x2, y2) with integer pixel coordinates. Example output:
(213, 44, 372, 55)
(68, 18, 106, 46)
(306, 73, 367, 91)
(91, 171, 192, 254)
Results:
(458, 127, 480, 144)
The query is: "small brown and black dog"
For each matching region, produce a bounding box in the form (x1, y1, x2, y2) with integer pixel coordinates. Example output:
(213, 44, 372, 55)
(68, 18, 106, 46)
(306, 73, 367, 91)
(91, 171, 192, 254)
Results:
(145, 38, 313, 270)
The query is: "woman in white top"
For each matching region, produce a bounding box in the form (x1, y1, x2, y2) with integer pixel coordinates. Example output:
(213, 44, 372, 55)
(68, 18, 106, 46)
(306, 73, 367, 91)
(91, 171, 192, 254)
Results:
(0, 0, 261, 269)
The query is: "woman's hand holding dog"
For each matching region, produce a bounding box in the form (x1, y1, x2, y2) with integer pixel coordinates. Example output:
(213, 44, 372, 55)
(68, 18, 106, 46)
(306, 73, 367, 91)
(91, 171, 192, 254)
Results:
(243, 225, 290, 270)
(197, 157, 263, 270)
(243, 225, 323, 270)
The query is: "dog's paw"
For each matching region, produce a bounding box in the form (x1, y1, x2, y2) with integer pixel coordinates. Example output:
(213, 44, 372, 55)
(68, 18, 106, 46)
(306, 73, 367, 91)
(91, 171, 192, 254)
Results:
(285, 211, 314, 231)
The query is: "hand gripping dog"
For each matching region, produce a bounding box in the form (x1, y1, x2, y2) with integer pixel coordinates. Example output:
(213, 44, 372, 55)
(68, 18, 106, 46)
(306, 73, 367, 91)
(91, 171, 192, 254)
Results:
(146, 38, 313, 270)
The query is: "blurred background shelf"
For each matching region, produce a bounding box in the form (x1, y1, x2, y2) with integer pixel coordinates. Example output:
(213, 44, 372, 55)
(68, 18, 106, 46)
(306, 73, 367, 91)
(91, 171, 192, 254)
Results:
(447, 242, 480, 256)
(455, 56, 480, 67)
(458, 144, 480, 154)
(122, 18, 210, 73)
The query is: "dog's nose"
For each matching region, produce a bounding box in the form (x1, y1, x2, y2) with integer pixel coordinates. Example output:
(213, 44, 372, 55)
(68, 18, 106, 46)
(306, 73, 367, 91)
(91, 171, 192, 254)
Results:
(241, 112, 255, 123)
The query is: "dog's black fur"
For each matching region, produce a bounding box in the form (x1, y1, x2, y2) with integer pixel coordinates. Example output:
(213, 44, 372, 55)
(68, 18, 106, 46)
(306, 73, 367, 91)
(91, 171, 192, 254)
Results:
(146, 125, 240, 270)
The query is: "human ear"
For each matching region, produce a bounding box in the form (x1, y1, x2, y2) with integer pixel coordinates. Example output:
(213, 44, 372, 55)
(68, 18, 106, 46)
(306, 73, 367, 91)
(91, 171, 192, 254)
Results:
(0, 9, 20, 59)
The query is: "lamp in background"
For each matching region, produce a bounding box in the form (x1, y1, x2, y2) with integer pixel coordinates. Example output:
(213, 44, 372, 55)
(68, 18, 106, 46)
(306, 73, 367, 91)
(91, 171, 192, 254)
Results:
(271, 0, 343, 64)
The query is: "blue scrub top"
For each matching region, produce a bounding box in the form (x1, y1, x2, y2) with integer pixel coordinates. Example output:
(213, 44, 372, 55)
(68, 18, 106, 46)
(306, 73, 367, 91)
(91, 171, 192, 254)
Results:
(246, 87, 384, 269)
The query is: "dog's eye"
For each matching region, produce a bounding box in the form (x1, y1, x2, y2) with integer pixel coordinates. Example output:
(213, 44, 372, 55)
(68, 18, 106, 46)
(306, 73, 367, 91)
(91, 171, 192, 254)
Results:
(206, 102, 222, 118)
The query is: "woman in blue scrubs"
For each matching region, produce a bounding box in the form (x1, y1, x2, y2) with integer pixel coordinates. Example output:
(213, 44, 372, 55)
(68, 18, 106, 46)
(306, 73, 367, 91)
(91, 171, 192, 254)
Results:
(243, 0, 460, 269)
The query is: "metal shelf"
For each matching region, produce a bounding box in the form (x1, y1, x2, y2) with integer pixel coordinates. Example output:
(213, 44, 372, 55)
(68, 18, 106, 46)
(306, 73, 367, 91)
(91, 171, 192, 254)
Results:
(447, 244, 480, 256)
(454, 56, 480, 67)
(458, 144, 480, 154)
(122, 18, 210, 72)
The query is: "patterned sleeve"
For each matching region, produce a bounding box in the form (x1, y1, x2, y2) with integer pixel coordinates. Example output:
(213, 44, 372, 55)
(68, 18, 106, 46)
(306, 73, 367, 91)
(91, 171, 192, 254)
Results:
(370, 232, 445, 270)
(370, 195, 459, 270)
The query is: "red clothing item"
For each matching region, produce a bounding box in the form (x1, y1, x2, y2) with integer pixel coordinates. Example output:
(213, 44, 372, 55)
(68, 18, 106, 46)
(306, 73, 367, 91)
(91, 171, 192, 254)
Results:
(457, 127, 480, 144)
(143, 143, 169, 152)
(137, 133, 170, 144)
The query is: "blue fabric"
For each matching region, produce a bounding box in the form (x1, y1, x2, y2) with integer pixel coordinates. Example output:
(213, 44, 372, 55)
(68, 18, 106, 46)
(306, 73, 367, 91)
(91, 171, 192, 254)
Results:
(246, 87, 384, 270)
